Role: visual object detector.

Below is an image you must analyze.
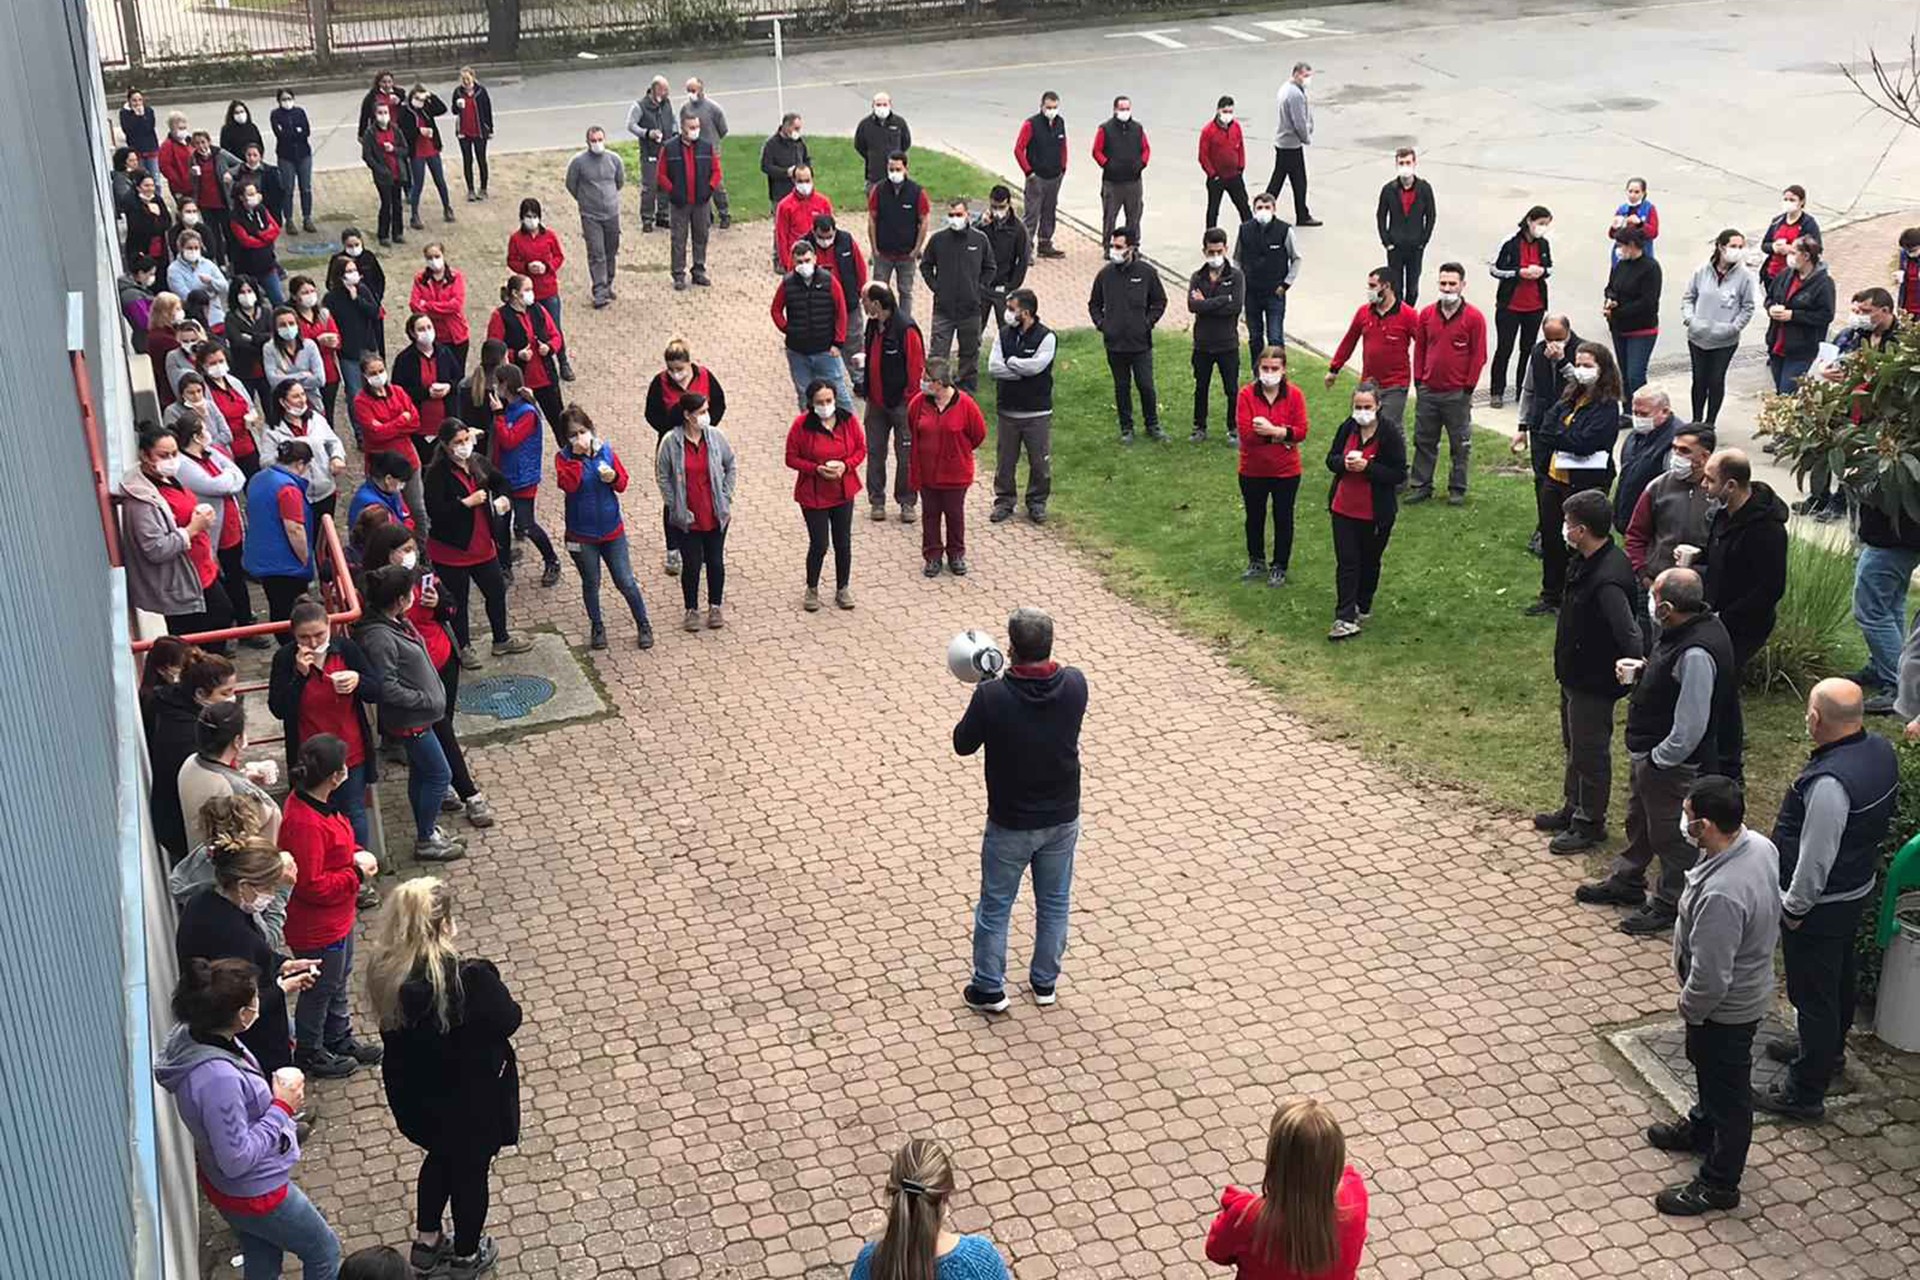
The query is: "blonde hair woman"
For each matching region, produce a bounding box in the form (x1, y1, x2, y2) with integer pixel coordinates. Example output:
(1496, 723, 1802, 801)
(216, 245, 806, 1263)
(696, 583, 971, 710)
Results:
(369, 879, 521, 1280)
(1204, 1100, 1368, 1280)
(849, 1139, 1009, 1280)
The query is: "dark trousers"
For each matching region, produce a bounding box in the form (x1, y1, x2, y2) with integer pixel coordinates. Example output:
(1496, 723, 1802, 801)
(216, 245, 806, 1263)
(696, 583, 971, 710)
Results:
(1106, 348, 1158, 432)
(201, 208, 230, 264)
(1688, 342, 1738, 425)
(1331, 513, 1393, 621)
(1239, 473, 1300, 569)
(434, 656, 477, 799)
(1204, 175, 1252, 229)
(501, 495, 557, 570)
(660, 505, 682, 559)
(216, 544, 257, 625)
(439, 557, 509, 647)
(1608, 755, 1698, 908)
(1386, 242, 1425, 307)
(1559, 686, 1617, 830)
(1191, 348, 1239, 432)
(1245, 291, 1287, 366)
(802, 502, 853, 590)
(260, 575, 311, 640)
(1614, 332, 1657, 407)
(680, 525, 727, 609)
(374, 182, 405, 242)
(1715, 649, 1752, 784)
(292, 932, 352, 1057)
(1782, 894, 1869, 1099)
(1537, 469, 1611, 604)
(920, 486, 967, 563)
(458, 137, 490, 195)
(993, 412, 1052, 515)
(1265, 147, 1309, 220)
(167, 577, 236, 648)
(1685, 1018, 1759, 1190)
(417, 1147, 494, 1257)
(1492, 307, 1543, 398)
(533, 386, 567, 445)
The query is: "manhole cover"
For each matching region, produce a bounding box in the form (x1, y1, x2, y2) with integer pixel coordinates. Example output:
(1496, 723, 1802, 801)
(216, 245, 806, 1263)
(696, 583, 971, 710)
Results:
(457, 674, 556, 720)
(284, 236, 343, 258)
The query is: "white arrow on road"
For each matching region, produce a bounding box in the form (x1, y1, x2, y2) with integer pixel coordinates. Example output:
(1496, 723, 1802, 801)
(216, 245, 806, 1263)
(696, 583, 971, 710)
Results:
(1254, 17, 1353, 39)
(1209, 25, 1266, 43)
(1105, 29, 1188, 49)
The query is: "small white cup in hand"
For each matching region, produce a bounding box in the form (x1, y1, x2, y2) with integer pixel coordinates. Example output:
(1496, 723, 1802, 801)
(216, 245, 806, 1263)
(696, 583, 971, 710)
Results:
(352, 849, 378, 877)
(1616, 658, 1646, 686)
(1346, 451, 1364, 465)
(272, 1067, 305, 1110)
(492, 495, 511, 516)
(194, 502, 214, 519)
(597, 462, 616, 482)
(245, 759, 279, 788)
(328, 669, 357, 694)
(1673, 543, 1699, 568)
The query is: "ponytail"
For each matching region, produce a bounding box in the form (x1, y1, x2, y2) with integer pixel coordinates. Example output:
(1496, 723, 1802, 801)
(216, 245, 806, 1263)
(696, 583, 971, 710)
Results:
(206, 832, 284, 892)
(869, 1140, 956, 1280)
(289, 732, 347, 791)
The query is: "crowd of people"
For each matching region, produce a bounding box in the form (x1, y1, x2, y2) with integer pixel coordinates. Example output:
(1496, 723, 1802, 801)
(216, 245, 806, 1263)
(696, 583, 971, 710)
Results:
(109, 48, 1920, 1280)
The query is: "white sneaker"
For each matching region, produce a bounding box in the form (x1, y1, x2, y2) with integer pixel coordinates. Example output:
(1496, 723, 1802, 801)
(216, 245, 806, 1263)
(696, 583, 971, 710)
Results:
(1327, 619, 1362, 641)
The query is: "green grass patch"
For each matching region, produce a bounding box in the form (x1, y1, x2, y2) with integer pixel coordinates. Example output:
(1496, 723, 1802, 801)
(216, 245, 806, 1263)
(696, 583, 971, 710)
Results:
(612, 135, 1000, 227)
(987, 328, 1861, 823)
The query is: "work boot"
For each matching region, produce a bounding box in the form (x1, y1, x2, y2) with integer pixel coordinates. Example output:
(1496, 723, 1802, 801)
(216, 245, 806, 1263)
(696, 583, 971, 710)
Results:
(540, 560, 562, 588)
(637, 626, 655, 651)
(1549, 825, 1605, 855)
(870, 503, 888, 522)
(327, 1036, 383, 1065)
(1654, 1180, 1738, 1217)
(1574, 878, 1644, 907)
(990, 505, 1014, 524)
(490, 634, 533, 656)
(1645, 1118, 1709, 1152)
(294, 1046, 357, 1079)
(589, 626, 608, 650)
(1619, 902, 1679, 936)
(899, 502, 916, 524)
(1752, 1081, 1826, 1121)
(1533, 808, 1572, 832)
(803, 587, 821, 612)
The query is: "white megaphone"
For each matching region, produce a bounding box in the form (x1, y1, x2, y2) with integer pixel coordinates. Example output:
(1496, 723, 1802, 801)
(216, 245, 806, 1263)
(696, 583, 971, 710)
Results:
(947, 629, 1006, 684)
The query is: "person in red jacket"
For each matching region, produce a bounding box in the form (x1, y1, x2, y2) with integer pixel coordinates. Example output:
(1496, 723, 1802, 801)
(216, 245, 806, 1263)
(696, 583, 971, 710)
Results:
(1092, 96, 1149, 248)
(1199, 95, 1251, 231)
(280, 733, 383, 1079)
(352, 351, 423, 526)
(485, 273, 566, 434)
(1204, 1099, 1368, 1280)
(774, 164, 834, 270)
(785, 379, 868, 612)
(906, 359, 987, 577)
(159, 111, 197, 207)
(1235, 346, 1311, 587)
(408, 244, 469, 366)
(1325, 267, 1418, 435)
(505, 198, 572, 381)
(1406, 262, 1489, 504)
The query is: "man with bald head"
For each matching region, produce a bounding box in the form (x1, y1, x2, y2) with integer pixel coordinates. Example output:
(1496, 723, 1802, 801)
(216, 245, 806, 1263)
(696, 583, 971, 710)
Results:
(1755, 678, 1899, 1120)
(1577, 567, 1737, 935)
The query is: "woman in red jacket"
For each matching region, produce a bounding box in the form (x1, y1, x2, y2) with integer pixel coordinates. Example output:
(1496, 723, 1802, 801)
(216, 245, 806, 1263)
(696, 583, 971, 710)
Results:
(784, 378, 868, 612)
(485, 273, 566, 436)
(289, 274, 344, 422)
(280, 733, 383, 1079)
(353, 351, 424, 535)
(1233, 345, 1310, 587)
(407, 243, 470, 367)
(905, 359, 986, 578)
(505, 199, 572, 381)
(1205, 1099, 1367, 1280)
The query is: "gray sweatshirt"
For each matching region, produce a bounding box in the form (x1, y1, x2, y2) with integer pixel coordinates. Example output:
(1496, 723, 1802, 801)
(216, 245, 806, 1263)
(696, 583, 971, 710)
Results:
(1680, 261, 1760, 350)
(1276, 82, 1313, 149)
(682, 95, 728, 141)
(565, 148, 625, 222)
(1673, 828, 1781, 1025)
(1649, 647, 1714, 769)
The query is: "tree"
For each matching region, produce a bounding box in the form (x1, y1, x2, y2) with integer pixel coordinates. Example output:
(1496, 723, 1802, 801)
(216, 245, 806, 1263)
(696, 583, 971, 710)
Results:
(1844, 36, 1920, 131)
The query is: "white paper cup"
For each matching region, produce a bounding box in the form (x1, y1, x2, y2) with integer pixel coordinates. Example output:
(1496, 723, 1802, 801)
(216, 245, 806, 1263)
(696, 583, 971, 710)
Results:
(1673, 544, 1700, 568)
(1616, 658, 1646, 686)
(250, 760, 279, 787)
(272, 1067, 304, 1092)
(328, 669, 354, 693)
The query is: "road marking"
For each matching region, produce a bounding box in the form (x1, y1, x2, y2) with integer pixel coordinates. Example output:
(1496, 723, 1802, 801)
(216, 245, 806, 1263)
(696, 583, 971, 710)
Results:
(1209, 25, 1266, 43)
(1255, 17, 1353, 39)
(1106, 29, 1188, 49)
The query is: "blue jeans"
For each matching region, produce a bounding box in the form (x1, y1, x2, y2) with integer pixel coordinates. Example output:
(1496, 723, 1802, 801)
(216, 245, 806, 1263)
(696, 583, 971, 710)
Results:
(276, 154, 314, 223)
(224, 1181, 340, 1280)
(1853, 545, 1920, 688)
(259, 270, 287, 307)
(537, 294, 563, 340)
(572, 534, 650, 632)
(404, 728, 452, 840)
(971, 818, 1079, 993)
(784, 349, 856, 414)
(1769, 353, 1814, 395)
(1245, 290, 1287, 366)
(292, 931, 353, 1057)
(1614, 332, 1657, 404)
(334, 760, 371, 847)
(409, 154, 451, 219)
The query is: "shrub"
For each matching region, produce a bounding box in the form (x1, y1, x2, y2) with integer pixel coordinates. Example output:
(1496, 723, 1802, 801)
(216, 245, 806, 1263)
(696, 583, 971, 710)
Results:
(1748, 535, 1855, 693)
(1758, 321, 1920, 524)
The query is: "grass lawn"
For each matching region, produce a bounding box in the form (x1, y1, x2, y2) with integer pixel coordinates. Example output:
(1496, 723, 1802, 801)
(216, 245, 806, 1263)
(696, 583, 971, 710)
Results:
(613, 136, 998, 226)
(981, 327, 1861, 827)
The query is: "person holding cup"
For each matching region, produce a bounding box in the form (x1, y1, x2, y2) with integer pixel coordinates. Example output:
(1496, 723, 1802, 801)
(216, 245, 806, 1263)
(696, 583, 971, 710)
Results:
(280, 733, 385, 1080)
(268, 601, 384, 849)
(422, 417, 531, 662)
(154, 957, 343, 1278)
(553, 405, 656, 650)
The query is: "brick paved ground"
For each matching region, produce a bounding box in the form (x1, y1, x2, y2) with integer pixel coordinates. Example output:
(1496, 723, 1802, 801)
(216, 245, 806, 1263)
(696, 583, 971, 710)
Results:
(259, 154, 1920, 1280)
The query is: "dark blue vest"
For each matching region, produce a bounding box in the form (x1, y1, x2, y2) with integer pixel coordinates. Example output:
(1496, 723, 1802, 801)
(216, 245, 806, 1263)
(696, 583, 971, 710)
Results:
(1772, 730, 1899, 900)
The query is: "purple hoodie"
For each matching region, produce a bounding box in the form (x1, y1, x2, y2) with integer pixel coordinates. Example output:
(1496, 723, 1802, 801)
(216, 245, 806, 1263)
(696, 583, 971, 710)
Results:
(153, 1023, 300, 1198)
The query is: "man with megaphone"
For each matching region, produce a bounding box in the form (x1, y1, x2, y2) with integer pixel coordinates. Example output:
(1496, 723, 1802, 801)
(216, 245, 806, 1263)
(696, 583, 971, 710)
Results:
(951, 607, 1089, 1014)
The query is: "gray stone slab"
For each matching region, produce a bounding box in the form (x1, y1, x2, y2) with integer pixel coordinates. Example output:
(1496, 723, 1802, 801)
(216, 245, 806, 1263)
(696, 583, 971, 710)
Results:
(1609, 1009, 1885, 1117)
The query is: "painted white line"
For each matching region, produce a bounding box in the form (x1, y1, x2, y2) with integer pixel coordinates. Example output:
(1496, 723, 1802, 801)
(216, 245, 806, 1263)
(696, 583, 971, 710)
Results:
(1209, 25, 1266, 43)
(1105, 29, 1188, 49)
(1255, 17, 1353, 39)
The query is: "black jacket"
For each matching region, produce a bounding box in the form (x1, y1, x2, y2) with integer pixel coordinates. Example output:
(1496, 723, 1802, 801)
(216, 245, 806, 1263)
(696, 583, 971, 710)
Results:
(1518, 330, 1580, 433)
(1234, 216, 1297, 296)
(219, 120, 264, 162)
(1088, 259, 1167, 353)
(1612, 417, 1681, 534)
(422, 455, 510, 550)
(397, 95, 448, 157)
(147, 682, 201, 863)
(1859, 500, 1920, 552)
(852, 112, 911, 185)
(953, 664, 1088, 830)
(1186, 262, 1246, 354)
(644, 367, 728, 436)
(1490, 230, 1553, 311)
(266, 636, 384, 781)
(176, 891, 293, 1072)
(381, 957, 522, 1157)
(323, 283, 382, 360)
(1548, 394, 1623, 463)
(1702, 481, 1790, 662)
(1555, 541, 1642, 699)
(1763, 266, 1837, 362)
(919, 224, 997, 315)
(450, 83, 494, 139)
(1324, 416, 1409, 523)
(223, 286, 274, 380)
(360, 125, 411, 192)
(1606, 255, 1662, 334)
(759, 132, 811, 202)
(978, 213, 1029, 296)
(391, 341, 466, 430)
(1375, 177, 1436, 249)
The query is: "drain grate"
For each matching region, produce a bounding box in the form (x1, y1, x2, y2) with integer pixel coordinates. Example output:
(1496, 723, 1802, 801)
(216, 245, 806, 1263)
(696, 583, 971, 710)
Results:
(457, 674, 557, 720)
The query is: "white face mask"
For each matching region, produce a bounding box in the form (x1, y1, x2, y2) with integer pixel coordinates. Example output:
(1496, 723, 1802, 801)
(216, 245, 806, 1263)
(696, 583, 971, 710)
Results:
(1352, 409, 1376, 426)
(1004, 307, 1020, 326)
(182, 248, 202, 264)
(947, 214, 967, 231)
(1042, 106, 1058, 119)
(451, 441, 475, 461)
(1720, 246, 1743, 266)
(1847, 311, 1875, 330)
(1258, 371, 1285, 388)
(1253, 208, 1273, 225)
(1366, 287, 1385, 305)
(694, 413, 711, 430)
(400, 550, 418, 570)
(1218, 112, 1234, 125)
(411, 97, 427, 110)
(522, 217, 540, 232)
(183, 213, 202, 226)
(1109, 248, 1128, 264)
(368, 373, 388, 389)
(668, 366, 692, 385)
(813, 402, 836, 420)
(205, 362, 228, 381)
(873, 104, 891, 119)
(1530, 221, 1550, 237)
(297, 292, 317, 308)
(1569, 364, 1599, 385)
(374, 113, 391, 128)
(1678, 812, 1700, 847)
(796, 262, 815, 279)
(1397, 163, 1415, 179)
(1115, 109, 1132, 122)
(156, 455, 182, 478)
(1782, 199, 1800, 215)
(1205, 253, 1225, 269)
(241, 889, 273, 915)
(685, 127, 701, 142)
(343, 271, 361, 287)
(277, 324, 299, 340)
(794, 181, 814, 197)
(887, 170, 904, 185)
(244, 194, 262, 209)
(574, 435, 596, 455)
(233, 110, 248, 123)
(415, 327, 435, 347)
(1437, 288, 1462, 307)
(588, 140, 606, 154)
(426, 255, 444, 272)
(343, 244, 362, 258)
(519, 289, 535, 307)
(1630, 413, 1656, 433)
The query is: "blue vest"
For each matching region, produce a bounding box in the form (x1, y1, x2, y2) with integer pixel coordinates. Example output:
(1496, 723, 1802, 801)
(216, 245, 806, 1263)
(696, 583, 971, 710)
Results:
(1772, 730, 1899, 901)
(243, 465, 314, 580)
(347, 479, 409, 532)
(560, 443, 624, 541)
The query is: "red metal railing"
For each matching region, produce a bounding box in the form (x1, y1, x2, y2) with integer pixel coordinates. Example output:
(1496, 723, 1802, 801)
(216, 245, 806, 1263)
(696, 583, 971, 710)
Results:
(73, 347, 123, 568)
(130, 515, 360, 656)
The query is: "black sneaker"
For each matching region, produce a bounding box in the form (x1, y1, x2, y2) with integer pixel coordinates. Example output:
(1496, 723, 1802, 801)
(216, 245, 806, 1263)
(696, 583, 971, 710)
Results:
(962, 984, 1009, 1013)
(989, 506, 1014, 524)
(638, 627, 655, 651)
(1574, 879, 1645, 907)
(1646, 1118, 1709, 1152)
(1266, 565, 1287, 588)
(1619, 903, 1678, 935)
(590, 627, 608, 651)
(294, 1047, 359, 1079)
(356, 883, 381, 910)
(411, 1237, 452, 1277)
(540, 560, 562, 588)
(1031, 983, 1057, 1006)
(1533, 808, 1572, 833)
(1404, 489, 1433, 505)
(1027, 507, 1048, 525)
(1654, 1180, 1739, 1216)
(691, 270, 711, 287)
(1527, 529, 1543, 559)
(1240, 559, 1269, 582)
(327, 1036, 384, 1065)
(1145, 426, 1168, 442)
(1523, 598, 1559, 617)
(1189, 426, 1208, 443)
(1752, 1082, 1826, 1120)
(1548, 825, 1605, 855)
(1297, 216, 1324, 227)
(923, 559, 943, 578)
(948, 558, 969, 576)
(1226, 428, 1239, 445)
(446, 1235, 499, 1279)
(1764, 1036, 1800, 1063)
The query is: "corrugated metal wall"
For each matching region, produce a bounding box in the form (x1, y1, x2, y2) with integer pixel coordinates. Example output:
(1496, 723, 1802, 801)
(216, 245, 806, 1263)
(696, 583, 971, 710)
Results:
(0, 0, 166, 1276)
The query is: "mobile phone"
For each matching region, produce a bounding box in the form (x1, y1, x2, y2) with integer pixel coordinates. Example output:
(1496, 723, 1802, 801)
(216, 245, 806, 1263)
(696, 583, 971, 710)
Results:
(421, 571, 438, 594)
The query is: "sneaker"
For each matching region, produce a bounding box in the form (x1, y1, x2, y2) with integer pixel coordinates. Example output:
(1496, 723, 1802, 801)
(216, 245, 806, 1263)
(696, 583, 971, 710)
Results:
(411, 1237, 452, 1277)
(949, 557, 969, 576)
(592, 296, 610, 310)
(392, 232, 406, 246)
(923, 559, 943, 578)
(294, 1047, 358, 1079)
(1327, 619, 1361, 640)
(441, 793, 467, 815)
(1527, 529, 1544, 559)
(1574, 878, 1645, 907)
(302, 218, 318, 232)
(414, 833, 468, 863)
(691, 271, 711, 287)
(1764, 1036, 1800, 1064)
(706, 606, 725, 630)
(446, 1236, 499, 1279)
(356, 883, 380, 910)
(1619, 903, 1679, 936)
(1037, 244, 1065, 259)
(1654, 1180, 1739, 1217)
(1404, 489, 1433, 504)
(1447, 492, 1466, 507)
(637, 627, 655, 651)
(870, 504, 889, 522)
(684, 608, 703, 632)
(1357, 610, 1372, 623)
(835, 587, 856, 610)
(327, 1035, 384, 1065)
(1752, 1082, 1826, 1120)
(457, 646, 482, 670)
(990, 506, 1014, 524)
(559, 359, 576, 383)
(466, 190, 480, 203)
(1031, 983, 1057, 1006)
(1027, 507, 1048, 525)
(674, 278, 689, 292)
(1241, 559, 1270, 582)
(899, 503, 916, 524)
(1145, 426, 1167, 442)
(464, 796, 495, 828)
(718, 214, 732, 229)
(410, 214, 426, 231)
(490, 635, 534, 656)
(1189, 426, 1208, 443)
(1267, 566, 1288, 588)
(443, 206, 457, 223)
(1646, 1118, 1709, 1152)
(963, 984, 1009, 1013)
(589, 627, 608, 651)
(1549, 825, 1605, 855)
(1533, 808, 1572, 832)
(665, 550, 682, 576)
(803, 587, 821, 612)
(1865, 691, 1898, 716)
(1297, 215, 1324, 227)
(1523, 598, 1559, 617)
(1489, 392, 1505, 409)
(1813, 505, 1844, 524)
(1226, 428, 1239, 445)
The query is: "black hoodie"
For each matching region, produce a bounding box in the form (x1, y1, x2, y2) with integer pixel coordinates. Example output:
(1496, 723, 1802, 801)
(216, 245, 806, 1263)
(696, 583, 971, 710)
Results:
(1702, 481, 1790, 662)
(953, 663, 1088, 830)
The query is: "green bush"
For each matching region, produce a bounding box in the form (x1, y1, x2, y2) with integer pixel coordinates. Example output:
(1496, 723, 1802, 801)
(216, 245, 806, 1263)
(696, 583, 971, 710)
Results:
(1748, 535, 1856, 693)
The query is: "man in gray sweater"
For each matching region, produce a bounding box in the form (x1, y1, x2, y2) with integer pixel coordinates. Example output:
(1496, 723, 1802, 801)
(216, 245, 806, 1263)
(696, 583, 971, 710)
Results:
(565, 126, 625, 309)
(1646, 774, 1780, 1216)
(625, 76, 676, 231)
(1265, 62, 1320, 226)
